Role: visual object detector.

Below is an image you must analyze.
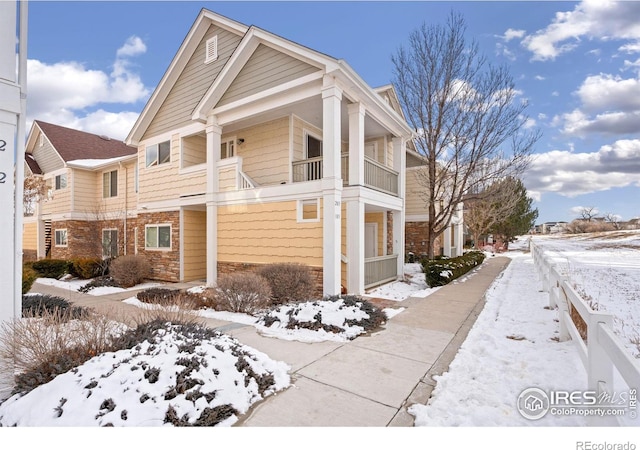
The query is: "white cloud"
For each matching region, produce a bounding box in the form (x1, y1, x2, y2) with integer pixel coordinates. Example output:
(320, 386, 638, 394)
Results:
(501, 28, 526, 42)
(534, 75, 546, 81)
(560, 109, 640, 136)
(552, 91, 560, 97)
(523, 139, 640, 197)
(116, 36, 147, 58)
(522, 0, 640, 61)
(523, 118, 536, 129)
(27, 35, 150, 140)
(576, 74, 640, 113)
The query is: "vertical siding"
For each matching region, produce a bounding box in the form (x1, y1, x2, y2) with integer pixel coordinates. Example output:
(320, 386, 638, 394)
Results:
(143, 25, 243, 140)
(218, 44, 319, 107)
(231, 117, 290, 185)
(217, 200, 323, 266)
(182, 209, 206, 281)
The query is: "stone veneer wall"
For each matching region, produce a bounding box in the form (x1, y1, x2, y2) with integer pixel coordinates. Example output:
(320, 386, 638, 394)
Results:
(386, 211, 393, 254)
(405, 221, 442, 258)
(217, 261, 324, 299)
(136, 211, 181, 282)
(48, 218, 138, 261)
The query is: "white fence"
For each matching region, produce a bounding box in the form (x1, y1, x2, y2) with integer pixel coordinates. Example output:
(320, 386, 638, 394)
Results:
(530, 240, 640, 426)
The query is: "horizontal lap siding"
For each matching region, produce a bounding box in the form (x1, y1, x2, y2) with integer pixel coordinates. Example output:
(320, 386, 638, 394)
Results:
(218, 44, 319, 107)
(405, 168, 427, 217)
(22, 221, 37, 251)
(138, 135, 206, 203)
(233, 117, 290, 185)
(182, 209, 206, 281)
(218, 200, 323, 266)
(143, 25, 242, 140)
(72, 169, 96, 213)
(31, 132, 64, 173)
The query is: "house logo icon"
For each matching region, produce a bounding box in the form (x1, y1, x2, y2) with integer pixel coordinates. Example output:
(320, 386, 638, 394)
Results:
(517, 387, 550, 420)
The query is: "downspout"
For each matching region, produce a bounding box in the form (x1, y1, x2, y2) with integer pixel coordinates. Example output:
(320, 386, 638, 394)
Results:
(120, 161, 127, 255)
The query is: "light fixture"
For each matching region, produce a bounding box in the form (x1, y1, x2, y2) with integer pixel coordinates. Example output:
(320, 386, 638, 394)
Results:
(237, 138, 245, 144)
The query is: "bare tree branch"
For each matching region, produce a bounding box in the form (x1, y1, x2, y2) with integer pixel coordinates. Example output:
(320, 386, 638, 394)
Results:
(393, 11, 540, 258)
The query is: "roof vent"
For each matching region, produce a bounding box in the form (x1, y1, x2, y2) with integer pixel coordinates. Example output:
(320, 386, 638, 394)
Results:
(99, 135, 111, 141)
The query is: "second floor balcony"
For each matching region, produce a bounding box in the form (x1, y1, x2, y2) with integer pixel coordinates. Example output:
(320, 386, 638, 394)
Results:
(292, 154, 399, 196)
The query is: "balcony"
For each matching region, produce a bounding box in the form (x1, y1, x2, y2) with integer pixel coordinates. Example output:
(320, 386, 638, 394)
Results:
(292, 154, 399, 196)
(364, 254, 398, 288)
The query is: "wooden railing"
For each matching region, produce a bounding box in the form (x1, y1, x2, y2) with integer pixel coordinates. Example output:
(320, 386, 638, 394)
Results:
(364, 254, 398, 289)
(292, 156, 322, 182)
(531, 239, 640, 426)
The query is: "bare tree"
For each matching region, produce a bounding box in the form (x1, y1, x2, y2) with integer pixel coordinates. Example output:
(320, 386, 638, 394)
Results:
(604, 212, 622, 230)
(392, 12, 540, 258)
(578, 206, 599, 222)
(23, 175, 47, 216)
(464, 177, 521, 249)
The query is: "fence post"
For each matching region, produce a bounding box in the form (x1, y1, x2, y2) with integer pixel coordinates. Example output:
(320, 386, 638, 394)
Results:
(587, 312, 614, 393)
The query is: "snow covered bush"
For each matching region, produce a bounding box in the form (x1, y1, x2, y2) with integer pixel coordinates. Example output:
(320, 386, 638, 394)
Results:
(109, 255, 151, 288)
(257, 262, 314, 305)
(214, 273, 272, 314)
(256, 295, 387, 341)
(422, 251, 485, 287)
(0, 320, 290, 427)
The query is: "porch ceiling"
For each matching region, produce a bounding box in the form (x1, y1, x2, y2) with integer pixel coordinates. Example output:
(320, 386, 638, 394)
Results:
(219, 95, 391, 140)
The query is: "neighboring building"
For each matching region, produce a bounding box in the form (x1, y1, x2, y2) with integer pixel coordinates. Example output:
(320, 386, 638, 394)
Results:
(120, 9, 414, 296)
(22, 121, 137, 262)
(404, 150, 465, 258)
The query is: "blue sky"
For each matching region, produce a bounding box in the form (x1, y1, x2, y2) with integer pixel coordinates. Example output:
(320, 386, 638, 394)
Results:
(25, 0, 640, 224)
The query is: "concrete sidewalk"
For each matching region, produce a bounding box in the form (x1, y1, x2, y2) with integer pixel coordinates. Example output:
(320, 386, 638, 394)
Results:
(25, 256, 510, 426)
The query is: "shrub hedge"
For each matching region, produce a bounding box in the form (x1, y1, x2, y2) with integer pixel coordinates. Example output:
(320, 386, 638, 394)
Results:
(31, 259, 70, 279)
(257, 262, 314, 305)
(421, 251, 486, 287)
(22, 265, 38, 294)
(69, 257, 104, 279)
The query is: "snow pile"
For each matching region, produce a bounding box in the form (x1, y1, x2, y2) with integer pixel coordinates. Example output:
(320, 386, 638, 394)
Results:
(0, 322, 290, 426)
(365, 263, 440, 300)
(35, 277, 161, 296)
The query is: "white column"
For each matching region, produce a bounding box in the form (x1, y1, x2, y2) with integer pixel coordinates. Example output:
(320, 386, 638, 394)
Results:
(443, 224, 452, 257)
(392, 137, 406, 276)
(347, 102, 365, 187)
(321, 76, 342, 296)
(205, 116, 222, 286)
(346, 200, 364, 294)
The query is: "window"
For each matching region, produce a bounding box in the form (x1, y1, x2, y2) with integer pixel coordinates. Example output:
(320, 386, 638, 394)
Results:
(365, 142, 378, 161)
(54, 229, 67, 247)
(145, 141, 170, 167)
(145, 225, 171, 249)
(102, 170, 118, 198)
(205, 35, 218, 64)
(298, 199, 319, 222)
(55, 174, 67, 190)
(306, 133, 322, 159)
(220, 139, 235, 159)
(102, 229, 118, 258)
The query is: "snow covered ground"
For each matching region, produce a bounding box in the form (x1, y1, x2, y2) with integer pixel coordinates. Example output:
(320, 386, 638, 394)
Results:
(409, 232, 640, 428)
(4, 232, 639, 441)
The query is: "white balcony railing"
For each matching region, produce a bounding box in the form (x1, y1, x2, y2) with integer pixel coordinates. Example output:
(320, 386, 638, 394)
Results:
(364, 254, 398, 288)
(292, 154, 399, 196)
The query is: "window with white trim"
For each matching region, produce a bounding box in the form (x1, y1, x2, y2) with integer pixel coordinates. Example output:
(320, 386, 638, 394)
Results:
(205, 35, 218, 64)
(298, 199, 320, 222)
(102, 170, 118, 198)
(305, 132, 322, 159)
(102, 229, 118, 258)
(145, 141, 171, 167)
(55, 229, 67, 247)
(220, 138, 236, 159)
(55, 173, 67, 190)
(145, 224, 171, 249)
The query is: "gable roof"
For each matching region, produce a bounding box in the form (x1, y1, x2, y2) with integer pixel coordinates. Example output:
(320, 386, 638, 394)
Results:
(24, 153, 43, 175)
(33, 121, 136, 162)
